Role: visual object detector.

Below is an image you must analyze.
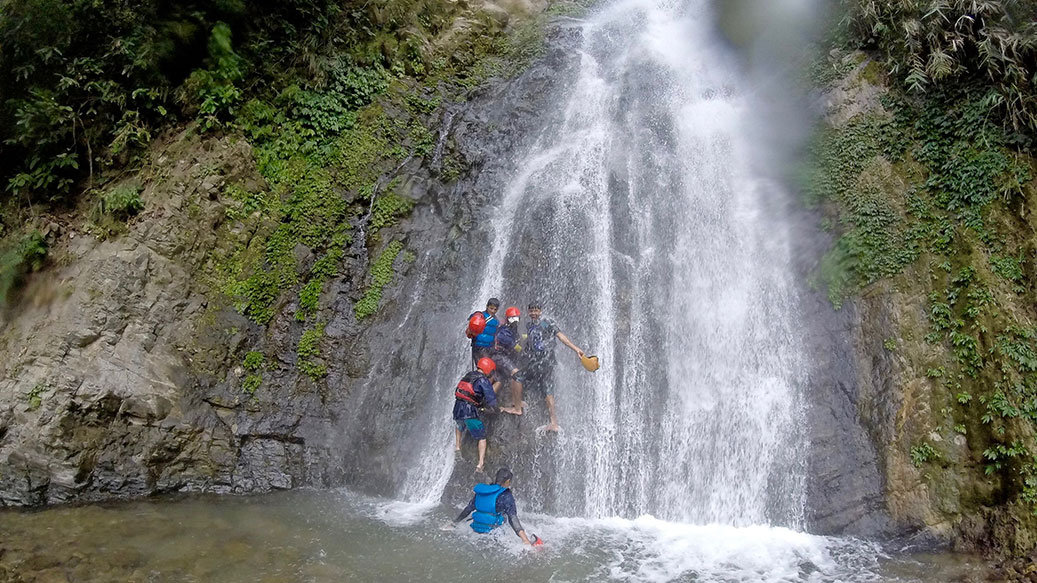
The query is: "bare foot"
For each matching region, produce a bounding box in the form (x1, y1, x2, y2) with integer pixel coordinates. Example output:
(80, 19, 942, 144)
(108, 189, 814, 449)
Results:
(501, 407, 522, 415)
(545, 423, 561, 433)
(475, 464, 485, 473)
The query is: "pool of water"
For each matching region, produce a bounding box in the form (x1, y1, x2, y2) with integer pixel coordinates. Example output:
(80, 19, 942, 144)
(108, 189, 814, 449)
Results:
(0, 490, 995, 582)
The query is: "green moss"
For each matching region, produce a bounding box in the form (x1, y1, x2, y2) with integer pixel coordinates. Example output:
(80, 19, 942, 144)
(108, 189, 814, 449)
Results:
(354, 240, 403, 320)
(242, 351, 265, 371)
(242, 373, 262, 395)
(370, 193, 415, 232)
(859, 59, 883, 85)
(297, 321, 327, 379)
(26, 382, 46, 411)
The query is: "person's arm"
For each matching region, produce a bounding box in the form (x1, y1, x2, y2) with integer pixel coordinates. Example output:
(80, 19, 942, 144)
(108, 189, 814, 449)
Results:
(500, 492, 532, 545)
(453, 497, 476, 523)
(479, 377, 498, 409)
(508, 511, 532, 545)
(555, 331, 584, 358)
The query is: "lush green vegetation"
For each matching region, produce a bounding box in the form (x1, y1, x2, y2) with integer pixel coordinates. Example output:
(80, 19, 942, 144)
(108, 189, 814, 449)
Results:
(1, 0, 334, 206)
(355, 240, 404, 320)
(0, 0, 554, 212)
(843, 0, 1037, 136)
(0, 229, 46, 303)
(810, 1, 1037, 517)
(1, 0, 562, 324)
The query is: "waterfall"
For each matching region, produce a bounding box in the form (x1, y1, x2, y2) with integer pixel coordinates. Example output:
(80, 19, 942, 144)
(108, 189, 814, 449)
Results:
(399, 0, 810, 528)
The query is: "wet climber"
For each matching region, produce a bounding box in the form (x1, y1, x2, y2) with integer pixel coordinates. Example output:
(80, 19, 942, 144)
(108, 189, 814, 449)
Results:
(453, 357, 500, 472)
(467, 297, 501, 367)
(524, 301, 584, 432)
(448, 467, 540, 546)
(493, 306, 525, 415)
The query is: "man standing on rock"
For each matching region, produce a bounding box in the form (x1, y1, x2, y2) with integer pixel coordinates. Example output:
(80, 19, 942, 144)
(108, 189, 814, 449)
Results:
(453, 357, 500, 473)
(523, 301, 584, 432)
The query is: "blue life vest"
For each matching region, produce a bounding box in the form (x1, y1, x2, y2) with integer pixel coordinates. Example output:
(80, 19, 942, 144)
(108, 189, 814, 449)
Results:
(470, 484, 506, 533)
(473, 311, 499, 348)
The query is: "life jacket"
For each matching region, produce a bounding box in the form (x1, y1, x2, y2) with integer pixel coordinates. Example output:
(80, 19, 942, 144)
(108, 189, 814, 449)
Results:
(470, 483, 507, 533)
(455, 371, 485, 405)
(472, 311, 499, 348)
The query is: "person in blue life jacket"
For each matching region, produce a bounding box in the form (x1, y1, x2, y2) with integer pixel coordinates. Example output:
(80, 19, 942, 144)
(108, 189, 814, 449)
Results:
(448, 467, 538, 546)
(524, 301, 584, 433)
(454, 357, 501, 473)
(492, 306, 525, 415)
(468, 297, 501, 367)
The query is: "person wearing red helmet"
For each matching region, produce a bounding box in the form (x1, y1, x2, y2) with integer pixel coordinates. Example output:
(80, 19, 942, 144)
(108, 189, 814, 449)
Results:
(453, 357, 500, 472)
(492, 306, 525, 414)
(467, 298, 501, 367)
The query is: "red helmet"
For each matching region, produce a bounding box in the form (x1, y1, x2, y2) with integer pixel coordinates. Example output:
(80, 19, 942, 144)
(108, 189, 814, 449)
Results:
(467, 312, 486, 338)
(505, 306, 520, 320)
(477, 357, 496, 375)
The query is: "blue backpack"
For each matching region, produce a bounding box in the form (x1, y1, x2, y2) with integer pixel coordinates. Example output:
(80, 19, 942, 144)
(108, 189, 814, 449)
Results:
(495, 326, 516, 351)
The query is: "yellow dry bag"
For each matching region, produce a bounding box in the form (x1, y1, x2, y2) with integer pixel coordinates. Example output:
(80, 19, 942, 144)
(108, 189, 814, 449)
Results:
(581, 354, 600, 372)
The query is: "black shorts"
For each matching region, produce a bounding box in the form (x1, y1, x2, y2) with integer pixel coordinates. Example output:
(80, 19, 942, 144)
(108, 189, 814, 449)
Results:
(522, 361, 554, 397)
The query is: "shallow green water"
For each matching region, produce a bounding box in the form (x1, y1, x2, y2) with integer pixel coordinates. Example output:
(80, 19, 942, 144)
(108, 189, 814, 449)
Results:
(0, 490, 995, 583)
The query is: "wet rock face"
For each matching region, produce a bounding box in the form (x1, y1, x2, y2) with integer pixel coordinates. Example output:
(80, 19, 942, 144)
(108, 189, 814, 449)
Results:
(0, 22, 582, 506)
(0, 137, 260, 505)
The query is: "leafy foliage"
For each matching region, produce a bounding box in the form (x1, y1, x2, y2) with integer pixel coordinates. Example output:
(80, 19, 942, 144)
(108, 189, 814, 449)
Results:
(26, 382, 46, 411)
(99, 184, 144, 219)
(843, 0, 1037, 136)
(0, 0, 462, 207)
(242, 374, 262, 395)
(0, 230, 47, 302)
(911, 442, 940, 467)
(242, 351, 265, 371)
(809, 34, 1037, 511)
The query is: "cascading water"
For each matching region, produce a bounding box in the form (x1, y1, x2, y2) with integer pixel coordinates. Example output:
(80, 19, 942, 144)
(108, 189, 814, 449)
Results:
(401, 0, 811, 529)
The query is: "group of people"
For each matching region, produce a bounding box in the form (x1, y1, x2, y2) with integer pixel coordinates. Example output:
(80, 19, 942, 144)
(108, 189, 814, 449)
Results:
(446, 297, 590, 546)
(453, 297, 587, 472)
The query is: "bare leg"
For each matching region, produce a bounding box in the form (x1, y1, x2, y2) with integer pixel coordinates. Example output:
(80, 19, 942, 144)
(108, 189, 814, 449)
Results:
(455, 427, 462, 451)
(545, 395, 560, 432)
(511, 375, 524, 412)
(476, 439, 486, 472)
(499, 374, 524, 415)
